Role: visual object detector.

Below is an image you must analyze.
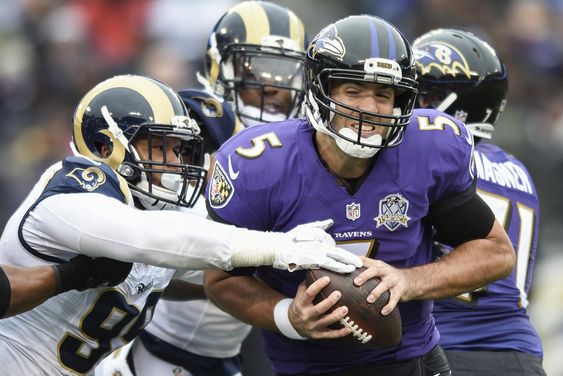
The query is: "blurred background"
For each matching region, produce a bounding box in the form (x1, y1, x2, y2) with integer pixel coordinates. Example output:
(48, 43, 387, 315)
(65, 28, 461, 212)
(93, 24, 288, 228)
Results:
(1, 0, 562, 374)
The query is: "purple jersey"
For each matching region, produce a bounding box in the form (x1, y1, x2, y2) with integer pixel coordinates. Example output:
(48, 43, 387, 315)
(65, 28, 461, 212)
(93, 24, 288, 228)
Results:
(434, 142, 543, 357)
(206, 109, 475, 374)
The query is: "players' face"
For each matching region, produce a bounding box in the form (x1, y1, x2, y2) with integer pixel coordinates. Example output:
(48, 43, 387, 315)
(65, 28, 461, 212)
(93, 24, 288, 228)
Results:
(132, 135, 183, 187)
(236, 56, 303, 117)
(417, 92, 444, 109)
(329, 81, 395, 138)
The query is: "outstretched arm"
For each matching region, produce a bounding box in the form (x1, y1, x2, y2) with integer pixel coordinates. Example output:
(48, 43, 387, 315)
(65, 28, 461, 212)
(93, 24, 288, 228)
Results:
(1, 256, 131, 319)
(27, 193, 361, 273)
(0, 264, 56, 319)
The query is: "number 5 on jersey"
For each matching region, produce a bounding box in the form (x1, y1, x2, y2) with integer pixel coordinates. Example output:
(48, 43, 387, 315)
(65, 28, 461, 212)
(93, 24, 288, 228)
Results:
(235, 132, 282, 159)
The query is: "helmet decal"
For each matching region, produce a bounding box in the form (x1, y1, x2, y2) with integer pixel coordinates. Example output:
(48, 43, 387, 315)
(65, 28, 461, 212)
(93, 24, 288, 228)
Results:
(312, 25, 345, 61)
(413, 29, 508, 140)
(414, 41, 478, 79)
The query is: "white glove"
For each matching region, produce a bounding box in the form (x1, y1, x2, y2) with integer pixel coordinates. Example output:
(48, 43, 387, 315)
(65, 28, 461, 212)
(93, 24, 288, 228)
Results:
(273, 219, 363, 274)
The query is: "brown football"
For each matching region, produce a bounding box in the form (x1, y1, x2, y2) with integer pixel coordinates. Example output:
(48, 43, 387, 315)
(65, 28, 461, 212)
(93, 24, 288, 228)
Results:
(306, 266, 402, 349)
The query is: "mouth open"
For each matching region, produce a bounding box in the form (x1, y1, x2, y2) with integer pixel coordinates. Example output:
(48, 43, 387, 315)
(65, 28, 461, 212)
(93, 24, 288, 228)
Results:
(264, 103, 285, 114)
(349, 123, 379, 138)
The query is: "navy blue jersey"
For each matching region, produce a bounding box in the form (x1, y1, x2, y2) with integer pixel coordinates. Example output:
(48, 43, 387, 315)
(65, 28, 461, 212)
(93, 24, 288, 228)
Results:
(434, 142, 543, 357)
(17, 156, 130, 263)
(206, 109, 475, 374)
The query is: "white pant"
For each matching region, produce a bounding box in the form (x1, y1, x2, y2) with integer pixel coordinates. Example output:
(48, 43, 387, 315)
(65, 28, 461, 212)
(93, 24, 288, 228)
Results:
(96, 338, 244, 376)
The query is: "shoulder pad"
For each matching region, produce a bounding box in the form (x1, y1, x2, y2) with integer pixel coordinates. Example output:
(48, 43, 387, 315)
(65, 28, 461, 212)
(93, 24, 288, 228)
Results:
(40, 157, 130, 204)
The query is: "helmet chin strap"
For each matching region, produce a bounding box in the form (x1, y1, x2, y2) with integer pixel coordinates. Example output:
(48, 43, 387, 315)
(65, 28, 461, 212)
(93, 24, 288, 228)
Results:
(436, 92, 458, 112)
(466, 123, 494, 139)
(133, 173, 180, 211)
(102, 106, 132, 150)
(435, 93, 494, 140)
(305, 90, 381, 159)
(134, 173, 202, 211)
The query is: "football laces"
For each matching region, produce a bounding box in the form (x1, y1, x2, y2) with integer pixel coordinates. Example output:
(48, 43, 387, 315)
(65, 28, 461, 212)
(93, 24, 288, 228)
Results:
(340, 316, 373, 344)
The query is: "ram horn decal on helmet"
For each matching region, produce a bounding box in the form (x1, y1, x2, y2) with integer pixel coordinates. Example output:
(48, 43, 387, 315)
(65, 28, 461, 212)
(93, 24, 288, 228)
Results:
(72, 75, 207, 210)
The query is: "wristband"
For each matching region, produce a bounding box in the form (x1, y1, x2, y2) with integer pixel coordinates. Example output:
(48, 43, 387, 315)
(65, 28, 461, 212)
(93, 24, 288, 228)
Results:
(0, 267, 11, 318)
(51, 263, 72, 294)
(273, 298, 306, 340)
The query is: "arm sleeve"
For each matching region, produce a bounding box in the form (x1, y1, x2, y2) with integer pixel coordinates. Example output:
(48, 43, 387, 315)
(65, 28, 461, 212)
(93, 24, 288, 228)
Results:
(24, 193, 238, 270)
(0, 266, 10, 318)
(25, 193, 296, 271)
(172, 269, 204, 284)
(428, 191, 496, 247)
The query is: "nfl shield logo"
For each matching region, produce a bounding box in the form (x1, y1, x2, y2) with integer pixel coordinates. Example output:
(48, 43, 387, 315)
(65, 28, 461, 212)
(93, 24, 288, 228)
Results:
(454, 110, 468, 123)
(346, 202, 361, 221)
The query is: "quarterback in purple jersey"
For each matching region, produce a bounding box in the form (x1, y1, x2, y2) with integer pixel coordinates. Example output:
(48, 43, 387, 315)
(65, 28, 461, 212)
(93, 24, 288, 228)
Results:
(204, 15, 515, 376)
(414, 29, 546, 375)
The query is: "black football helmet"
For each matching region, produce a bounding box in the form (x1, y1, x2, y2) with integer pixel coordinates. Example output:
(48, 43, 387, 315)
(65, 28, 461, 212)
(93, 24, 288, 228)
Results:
(413, 28, 508, 140)
(204, 1, 307, 126)
(305, 15, 418, 158)
(72, 75, 206, 210)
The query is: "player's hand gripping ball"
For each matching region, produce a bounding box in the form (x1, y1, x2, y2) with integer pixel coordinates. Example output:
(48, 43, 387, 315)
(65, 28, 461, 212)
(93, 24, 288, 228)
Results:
(306, 266, 402, 348)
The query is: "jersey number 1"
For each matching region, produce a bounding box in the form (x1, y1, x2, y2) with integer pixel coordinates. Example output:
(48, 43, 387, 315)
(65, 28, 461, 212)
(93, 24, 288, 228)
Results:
(478, 189, 535, 308)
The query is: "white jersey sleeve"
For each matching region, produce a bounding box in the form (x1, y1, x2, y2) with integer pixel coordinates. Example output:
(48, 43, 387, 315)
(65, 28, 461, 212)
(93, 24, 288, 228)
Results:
(24, 192, 237, 270)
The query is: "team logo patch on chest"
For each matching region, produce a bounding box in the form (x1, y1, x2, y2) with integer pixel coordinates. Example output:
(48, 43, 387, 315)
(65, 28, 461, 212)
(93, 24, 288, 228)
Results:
(209, 160, 234, 208)
(374, 193, 411, 231)
(346, 202, 361, 221)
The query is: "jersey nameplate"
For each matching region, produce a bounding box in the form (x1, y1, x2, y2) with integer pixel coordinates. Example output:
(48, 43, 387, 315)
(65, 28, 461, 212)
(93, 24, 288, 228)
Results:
(474, 151, 533, 194)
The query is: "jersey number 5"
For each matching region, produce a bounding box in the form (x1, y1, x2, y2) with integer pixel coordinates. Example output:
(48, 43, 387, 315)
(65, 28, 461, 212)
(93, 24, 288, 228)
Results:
(235, 132, 282, 159)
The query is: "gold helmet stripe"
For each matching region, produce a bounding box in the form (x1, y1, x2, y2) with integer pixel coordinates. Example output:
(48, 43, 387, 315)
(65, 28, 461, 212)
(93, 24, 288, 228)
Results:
(233, 114, 244, 135)
(288, 11, 305, 49)
(115, 171, 132, 205)
(234, 2, 269, 45)
(74, 75, 175, 169)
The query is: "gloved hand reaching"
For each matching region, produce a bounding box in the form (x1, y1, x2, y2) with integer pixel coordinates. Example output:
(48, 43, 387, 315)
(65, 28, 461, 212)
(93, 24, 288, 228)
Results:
(273, 219, 363, 273)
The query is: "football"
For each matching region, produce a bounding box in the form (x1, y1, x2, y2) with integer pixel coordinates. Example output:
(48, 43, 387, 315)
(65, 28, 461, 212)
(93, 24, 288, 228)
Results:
(305, 266, 402, 349)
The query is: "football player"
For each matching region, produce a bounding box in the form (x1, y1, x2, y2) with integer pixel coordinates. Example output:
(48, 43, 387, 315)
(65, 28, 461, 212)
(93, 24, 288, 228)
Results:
(200, 1, 306, 127)
(99, 3, 309, 375)
(203, 15, 516, 376)
(414, 29, 546, 376)
(96, 91, 251, 376)
(0, 74, 360, 375)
